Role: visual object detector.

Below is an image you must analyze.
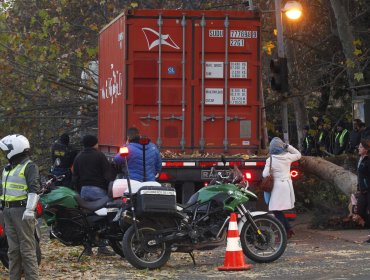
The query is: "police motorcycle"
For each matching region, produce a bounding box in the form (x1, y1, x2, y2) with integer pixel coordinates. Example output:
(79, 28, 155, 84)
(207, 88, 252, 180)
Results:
(39, 174, 126, 260)
(118, 148, 288, 270)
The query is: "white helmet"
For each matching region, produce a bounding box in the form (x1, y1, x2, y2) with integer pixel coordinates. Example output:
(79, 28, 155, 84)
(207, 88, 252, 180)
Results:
(0, 134, 30, 160)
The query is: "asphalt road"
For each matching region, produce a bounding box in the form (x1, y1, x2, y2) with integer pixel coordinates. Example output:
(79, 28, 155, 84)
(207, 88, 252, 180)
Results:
(1, 214, 370, 280)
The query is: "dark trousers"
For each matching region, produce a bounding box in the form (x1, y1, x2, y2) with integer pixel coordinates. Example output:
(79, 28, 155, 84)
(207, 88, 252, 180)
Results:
(357, 191, 370, 226)
(3, 207, 38, 280)
(273, 210, 291, 232)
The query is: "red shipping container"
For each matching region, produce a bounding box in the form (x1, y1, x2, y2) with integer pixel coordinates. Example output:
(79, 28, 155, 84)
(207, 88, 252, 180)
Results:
(98, 9, 262, 155)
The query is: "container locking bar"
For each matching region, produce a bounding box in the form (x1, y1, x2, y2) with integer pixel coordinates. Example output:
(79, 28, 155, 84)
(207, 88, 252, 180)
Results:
(180, 14, 186, 151)
(157, 14, 163, 148)
(223, 16, 229, 153)
(199, 14, 206, 152)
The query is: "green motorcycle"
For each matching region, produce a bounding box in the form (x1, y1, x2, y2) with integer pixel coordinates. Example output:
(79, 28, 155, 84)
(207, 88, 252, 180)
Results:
(120, 154, 287, 269)
(40, 176, 125, 259)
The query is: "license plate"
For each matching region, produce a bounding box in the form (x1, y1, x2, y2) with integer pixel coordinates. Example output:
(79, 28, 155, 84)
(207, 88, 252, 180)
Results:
(201, 169, 230, 180)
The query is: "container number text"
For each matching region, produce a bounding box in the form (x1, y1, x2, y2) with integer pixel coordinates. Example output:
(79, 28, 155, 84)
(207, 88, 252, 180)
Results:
(230, 30, 258, 39)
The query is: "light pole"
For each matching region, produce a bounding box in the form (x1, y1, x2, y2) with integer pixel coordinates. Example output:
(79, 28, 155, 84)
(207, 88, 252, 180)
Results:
(273, 0, 302, 143)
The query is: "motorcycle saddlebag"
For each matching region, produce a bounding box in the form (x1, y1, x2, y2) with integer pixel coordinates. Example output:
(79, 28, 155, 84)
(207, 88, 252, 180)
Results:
(135, 186, 176, 215)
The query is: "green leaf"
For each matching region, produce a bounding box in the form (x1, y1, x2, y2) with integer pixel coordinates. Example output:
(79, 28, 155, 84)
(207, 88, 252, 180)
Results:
(38, 10, 49, 20)
(346, 59, 355, 68)
(354, 72, 364, 82)
(353, 48, 362, 56)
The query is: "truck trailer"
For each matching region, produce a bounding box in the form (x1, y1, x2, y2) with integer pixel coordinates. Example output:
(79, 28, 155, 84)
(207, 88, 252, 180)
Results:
(98, 9, 295, 204)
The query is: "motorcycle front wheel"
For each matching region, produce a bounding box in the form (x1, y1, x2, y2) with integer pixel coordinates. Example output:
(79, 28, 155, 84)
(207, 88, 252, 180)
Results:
(240, 214, 287, 263)
(122, 223, 171, 269)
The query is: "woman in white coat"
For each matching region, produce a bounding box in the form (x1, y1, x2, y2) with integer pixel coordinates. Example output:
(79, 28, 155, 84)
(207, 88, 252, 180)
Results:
(262, 137, 301, 238)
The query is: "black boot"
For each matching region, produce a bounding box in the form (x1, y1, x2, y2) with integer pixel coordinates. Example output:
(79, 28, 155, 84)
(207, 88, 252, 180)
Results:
(83, 244, 93, 256)
(97, 246, 115, 256)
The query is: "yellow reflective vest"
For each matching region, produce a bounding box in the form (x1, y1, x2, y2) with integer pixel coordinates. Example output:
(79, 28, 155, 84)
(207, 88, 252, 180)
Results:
(1, 160, 31, 202)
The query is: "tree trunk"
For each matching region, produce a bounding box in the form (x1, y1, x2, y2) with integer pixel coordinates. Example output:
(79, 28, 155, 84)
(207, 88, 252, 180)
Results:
(329, 0, 364, 95)
(299, 156, 357, 196)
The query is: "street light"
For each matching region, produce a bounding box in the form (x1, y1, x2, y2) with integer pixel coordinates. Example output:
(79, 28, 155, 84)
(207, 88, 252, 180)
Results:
(283, 1, 303, 20)
(273, 0, 302, 143)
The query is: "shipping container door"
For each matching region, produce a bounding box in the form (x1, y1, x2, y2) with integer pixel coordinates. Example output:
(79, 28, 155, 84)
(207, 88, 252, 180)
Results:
(98, 16, 125, 148)
(127, 15, 187, 150)
(192, 14, 260, 153)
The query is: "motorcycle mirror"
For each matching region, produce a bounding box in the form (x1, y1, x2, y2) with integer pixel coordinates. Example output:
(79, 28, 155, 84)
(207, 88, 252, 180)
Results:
(119, 146, 129, 157)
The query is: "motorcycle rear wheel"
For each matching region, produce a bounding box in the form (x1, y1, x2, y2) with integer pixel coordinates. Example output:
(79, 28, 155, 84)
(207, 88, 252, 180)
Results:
(240, 214, 287, 263)
(122, 223, 171, 269)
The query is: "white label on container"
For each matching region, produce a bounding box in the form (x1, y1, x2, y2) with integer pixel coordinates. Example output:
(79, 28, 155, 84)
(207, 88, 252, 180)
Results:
(230, 88, 247, 105)
(205, 88, 223, 105)
(230, 30, 258, 39)
(242, 141, 250, 145)
(230, 62, 247, 79)
(230, 39, 245, 47)
(205, 62, 224, 78)
(209, 29, 224, 37)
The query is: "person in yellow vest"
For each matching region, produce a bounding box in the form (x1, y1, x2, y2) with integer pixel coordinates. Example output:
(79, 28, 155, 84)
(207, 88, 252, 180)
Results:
(333, 120, 349, 155)
(0, 134, 40, 280)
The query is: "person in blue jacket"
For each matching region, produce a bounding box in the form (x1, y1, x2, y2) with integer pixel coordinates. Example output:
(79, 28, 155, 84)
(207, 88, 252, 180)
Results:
(114, 127, 162, 181)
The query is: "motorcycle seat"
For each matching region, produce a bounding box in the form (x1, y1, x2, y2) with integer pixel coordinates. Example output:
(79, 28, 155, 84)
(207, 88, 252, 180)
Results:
(74, 195, 110, 212)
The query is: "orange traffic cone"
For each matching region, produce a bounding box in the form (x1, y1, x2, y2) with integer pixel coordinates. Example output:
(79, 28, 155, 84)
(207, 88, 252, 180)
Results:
(218, 212, 252, 271)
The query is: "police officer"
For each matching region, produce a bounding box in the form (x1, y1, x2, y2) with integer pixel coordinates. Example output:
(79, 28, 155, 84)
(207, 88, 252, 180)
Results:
(0, 134, 40, 280)
(51, 133, 77, 187)
(333, 120, 349, 155)
(301, 125, 315, 156)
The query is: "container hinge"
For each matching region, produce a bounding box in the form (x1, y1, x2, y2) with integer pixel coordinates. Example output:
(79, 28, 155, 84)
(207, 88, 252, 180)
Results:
(203, 115, 223, 122)
(227, 116, 246, 122)
(140, 114, 160, 121)
(163, 114, 183, 121)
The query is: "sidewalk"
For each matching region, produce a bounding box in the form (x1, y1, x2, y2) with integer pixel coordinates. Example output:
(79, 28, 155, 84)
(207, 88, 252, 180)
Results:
(291, 213, 370, 244)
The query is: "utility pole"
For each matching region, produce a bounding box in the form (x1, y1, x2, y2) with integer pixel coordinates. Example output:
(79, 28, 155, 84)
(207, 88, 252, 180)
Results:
(274, 0, 289, 143)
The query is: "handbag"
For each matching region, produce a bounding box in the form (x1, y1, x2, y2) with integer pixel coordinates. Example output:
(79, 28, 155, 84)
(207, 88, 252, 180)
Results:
(260, 156, 274, 192)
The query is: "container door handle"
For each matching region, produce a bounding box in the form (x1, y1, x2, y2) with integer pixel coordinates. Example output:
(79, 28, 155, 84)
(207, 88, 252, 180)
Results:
(203, 115, 223, 122)
(140, 114, 160, 121)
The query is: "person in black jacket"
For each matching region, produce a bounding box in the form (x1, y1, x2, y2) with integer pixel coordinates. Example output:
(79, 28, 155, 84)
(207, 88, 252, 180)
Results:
(71, 135, 116, 255)
(356, 139, 370, 241)
(72, 135, 116, 197)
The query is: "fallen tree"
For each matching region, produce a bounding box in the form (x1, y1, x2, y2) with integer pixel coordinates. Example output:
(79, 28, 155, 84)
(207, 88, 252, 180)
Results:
(299, 155, 357, 197)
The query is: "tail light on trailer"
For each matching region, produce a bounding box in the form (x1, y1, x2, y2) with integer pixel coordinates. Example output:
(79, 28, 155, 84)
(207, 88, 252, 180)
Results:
(158, 172, 171, 180)
(243, 172, 252, 181)
(290, 169, 299, 179)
